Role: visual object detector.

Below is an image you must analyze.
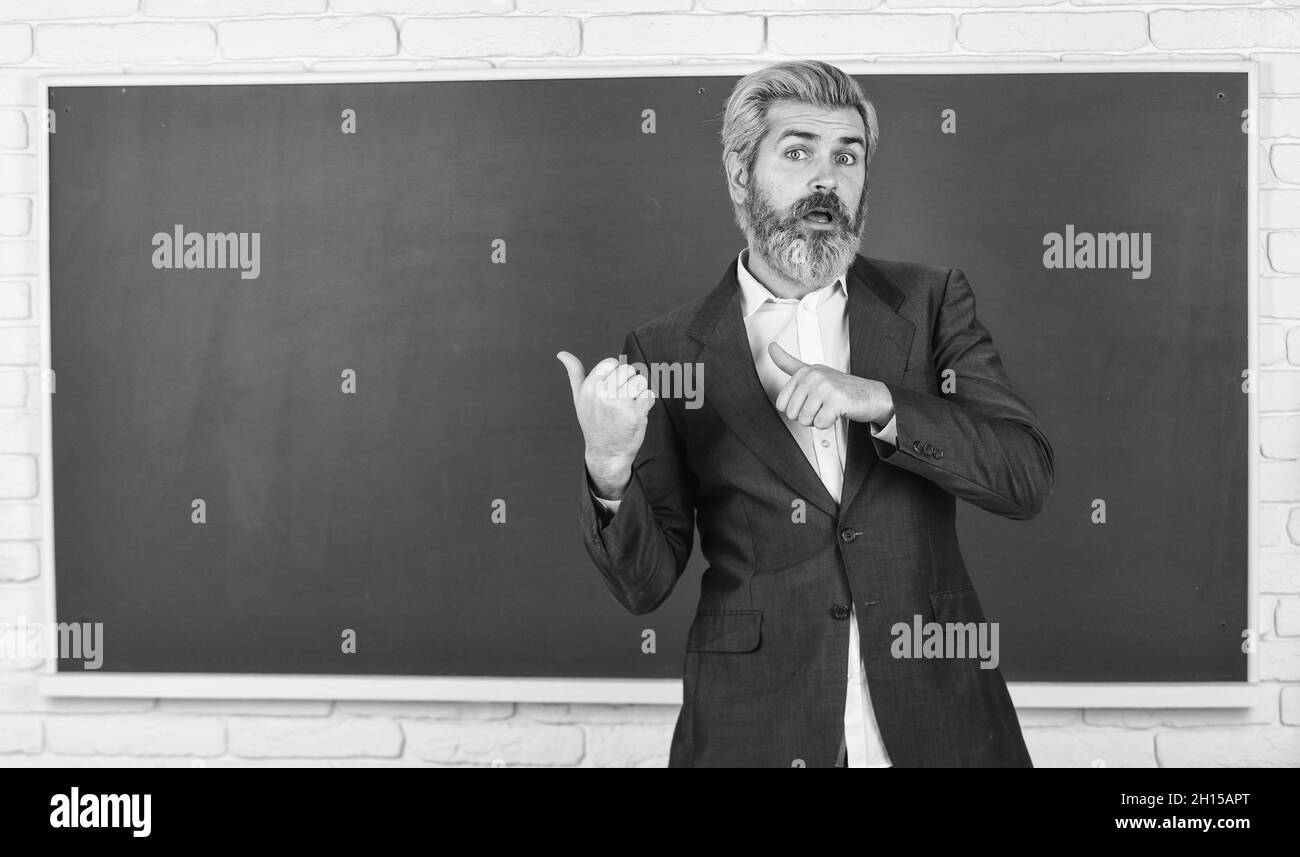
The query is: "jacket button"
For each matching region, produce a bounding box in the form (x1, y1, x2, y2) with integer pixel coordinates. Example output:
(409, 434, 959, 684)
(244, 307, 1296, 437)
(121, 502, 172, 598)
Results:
(912, 440, 924, 453)
(839, 527, 859, 543)
(933, 448, 943, 459)
(831, 602, 850, 620)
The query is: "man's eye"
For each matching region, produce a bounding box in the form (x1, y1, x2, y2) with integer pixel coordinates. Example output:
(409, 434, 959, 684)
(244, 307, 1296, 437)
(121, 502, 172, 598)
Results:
(785, 148, 806, 160)
(836, 153, 856, 166)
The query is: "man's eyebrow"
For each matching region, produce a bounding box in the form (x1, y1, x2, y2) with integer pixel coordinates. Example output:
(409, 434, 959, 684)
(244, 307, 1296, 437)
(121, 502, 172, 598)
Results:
(775, 129, 866, 149)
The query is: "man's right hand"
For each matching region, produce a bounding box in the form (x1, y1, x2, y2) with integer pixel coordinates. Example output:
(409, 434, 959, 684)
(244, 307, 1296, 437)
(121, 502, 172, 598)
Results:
(556, 351, 656, 501)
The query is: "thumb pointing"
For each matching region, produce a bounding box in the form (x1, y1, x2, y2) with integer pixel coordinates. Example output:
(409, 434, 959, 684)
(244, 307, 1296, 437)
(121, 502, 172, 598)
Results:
(556, 351, 585, 399)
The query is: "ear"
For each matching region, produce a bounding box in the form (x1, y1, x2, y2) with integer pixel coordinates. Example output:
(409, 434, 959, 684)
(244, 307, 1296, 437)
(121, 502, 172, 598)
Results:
(724, 151, 749, 208)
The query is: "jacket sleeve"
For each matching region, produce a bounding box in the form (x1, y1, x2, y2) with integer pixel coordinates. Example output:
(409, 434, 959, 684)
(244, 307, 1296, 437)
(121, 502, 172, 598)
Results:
(872, 266, 1055, 520)
(577, 329, 696, 614)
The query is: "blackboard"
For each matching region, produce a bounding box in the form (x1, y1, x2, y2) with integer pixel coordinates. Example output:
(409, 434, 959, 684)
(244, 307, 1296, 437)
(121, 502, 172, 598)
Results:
(45, 67, 1250, 685)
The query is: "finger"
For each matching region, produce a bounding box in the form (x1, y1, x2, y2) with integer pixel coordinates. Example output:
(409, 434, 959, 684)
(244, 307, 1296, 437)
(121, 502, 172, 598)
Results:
(797, 394, 823, 427)
(620, 373, 649, 399)
(589, 357, 623, 384)
(768, 341, 806, 377)
(813, 408, 839, 430)
(555, 351, 586, 399)
(599, 364, 639, 396)
(775, 379, 794, 413)
(783, 386, 809, 421)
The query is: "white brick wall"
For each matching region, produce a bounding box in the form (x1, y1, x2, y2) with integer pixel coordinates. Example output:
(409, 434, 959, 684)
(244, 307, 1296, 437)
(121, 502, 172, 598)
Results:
(0, 1, 1295, 769)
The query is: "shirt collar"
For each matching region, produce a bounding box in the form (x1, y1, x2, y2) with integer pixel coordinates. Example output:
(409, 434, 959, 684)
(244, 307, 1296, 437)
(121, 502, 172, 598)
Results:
(736, 246, 848, 320)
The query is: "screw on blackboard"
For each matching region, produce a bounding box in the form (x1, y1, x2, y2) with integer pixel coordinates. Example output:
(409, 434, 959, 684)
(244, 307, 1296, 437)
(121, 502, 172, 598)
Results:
(697, 87, 706, 95)
(1216, 92, 1225, 100)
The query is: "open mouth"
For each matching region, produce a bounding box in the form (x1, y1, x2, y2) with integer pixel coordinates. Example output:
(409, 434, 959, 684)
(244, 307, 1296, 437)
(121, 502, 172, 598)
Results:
(803, 209, 835, 224)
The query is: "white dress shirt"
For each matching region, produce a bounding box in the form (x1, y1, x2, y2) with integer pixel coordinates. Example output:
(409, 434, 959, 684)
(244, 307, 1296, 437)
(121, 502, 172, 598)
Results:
(593, 247, 897, 767)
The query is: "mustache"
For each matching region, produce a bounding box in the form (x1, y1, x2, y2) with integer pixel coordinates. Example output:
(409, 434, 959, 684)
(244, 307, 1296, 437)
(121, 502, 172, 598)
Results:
(793, 194, 847, 220)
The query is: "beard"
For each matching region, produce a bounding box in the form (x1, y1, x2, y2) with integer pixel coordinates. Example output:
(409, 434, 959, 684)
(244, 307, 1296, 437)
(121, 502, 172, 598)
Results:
(735, 176, 868, 288)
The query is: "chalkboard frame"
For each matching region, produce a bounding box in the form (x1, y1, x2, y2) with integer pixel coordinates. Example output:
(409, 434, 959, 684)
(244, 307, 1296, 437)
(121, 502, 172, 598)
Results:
(33, 60, 1260, 709)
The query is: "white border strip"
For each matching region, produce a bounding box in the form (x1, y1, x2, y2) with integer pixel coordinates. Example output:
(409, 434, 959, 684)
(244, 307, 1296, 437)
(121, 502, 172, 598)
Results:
(35, 60, 1259, 707)
(36, 674, 1261, 709)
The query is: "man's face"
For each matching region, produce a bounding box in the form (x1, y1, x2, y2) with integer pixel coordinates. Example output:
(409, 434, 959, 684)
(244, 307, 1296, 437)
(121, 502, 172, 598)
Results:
(732, 100, 870, 286)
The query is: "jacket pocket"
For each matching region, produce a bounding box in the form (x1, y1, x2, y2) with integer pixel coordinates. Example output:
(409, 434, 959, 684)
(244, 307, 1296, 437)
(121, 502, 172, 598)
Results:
(928, 585, 987, 626)
(685, 609, 762, 653)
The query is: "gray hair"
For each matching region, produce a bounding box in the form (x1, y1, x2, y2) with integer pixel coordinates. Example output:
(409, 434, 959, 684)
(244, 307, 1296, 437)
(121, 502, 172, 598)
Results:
(719, 60, 879, 182)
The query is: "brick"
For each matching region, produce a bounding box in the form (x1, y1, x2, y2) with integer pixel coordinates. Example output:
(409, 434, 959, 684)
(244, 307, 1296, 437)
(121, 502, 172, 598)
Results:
(1289, 508, 1300, 545)
(0, 327, 37, 364)
(1156, 726, 1300, 766)
(0, 412, 38, 454)
(1262, 97, 1300, 139)
(0, 0, 137, 18)
(0, 502, 39, 539)
(1271, 143, 1300, 184)
(1260, 370, 1300, 411)
(37, 24, 216, 64)
(0, 25, 31, 64)
(0, 110, 27, 149)
(1262, 277, 1300, 317)
(0, 198, 29, 237)
(1282, 685, 1300, 724)
(1257, 52, 1300, 96)
(144, 0, 325, 15)
(46, 715, 225, 756)
(585, 14, 760, 57)
(158, 698, 332, 716)
(1262, 504, 1284, 548)
(0, 154, 35, 194)
(1261, 323, 1286, 365)
(1288, 326, 1300, 364)
(701, 0, 871, 9)
(1022, 728, 1157, 767)
(1276, 597, 1300, 635)
(228, 716, 402, 757)
(583, 723, 672, 767)
(515, 702, 679, 724)
(0, 714, 41, 753)
(337, 0, 510, 12)
(1262, 463, 1300, 502)
(219, 16, 395, 59)
(1263, 190, 1300, 230)
(0, 367, 25, 406)
(771, 14, 952, 55)
(0, 541, 36, 582)
(1261, 551, 1300, 592)
(1152, 10, 1300, 50)
(0, 456, 36, 499)
(403, 720, 584, 766)
(1259, 638, 1300, 679)
(1262, 415, 1300, 460)
(403, 17, 580, 58)
(958, 12, 1146, 53)
(335, 700, 512, 719)
(0, 280, 28, 319)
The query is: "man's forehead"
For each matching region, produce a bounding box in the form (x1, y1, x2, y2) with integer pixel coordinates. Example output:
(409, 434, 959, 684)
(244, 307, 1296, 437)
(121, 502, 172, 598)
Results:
(763, 101, 865, 143)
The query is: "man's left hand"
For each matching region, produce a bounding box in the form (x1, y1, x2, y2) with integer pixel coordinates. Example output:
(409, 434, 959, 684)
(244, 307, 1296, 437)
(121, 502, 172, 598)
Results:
(768, 341, 894, 429)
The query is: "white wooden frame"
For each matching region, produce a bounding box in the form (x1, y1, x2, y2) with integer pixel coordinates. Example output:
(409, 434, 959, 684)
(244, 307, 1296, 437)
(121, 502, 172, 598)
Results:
(34, 61, 1260, 708)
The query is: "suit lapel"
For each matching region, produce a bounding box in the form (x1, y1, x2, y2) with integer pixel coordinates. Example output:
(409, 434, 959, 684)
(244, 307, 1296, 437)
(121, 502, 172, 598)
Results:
(688, 260, 839, 519)
(838, 255, 916, 515)
(687, 254, 916, 521)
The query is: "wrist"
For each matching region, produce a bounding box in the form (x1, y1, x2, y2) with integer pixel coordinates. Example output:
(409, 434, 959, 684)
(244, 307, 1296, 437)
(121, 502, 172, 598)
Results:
(585, 452, 633, 500)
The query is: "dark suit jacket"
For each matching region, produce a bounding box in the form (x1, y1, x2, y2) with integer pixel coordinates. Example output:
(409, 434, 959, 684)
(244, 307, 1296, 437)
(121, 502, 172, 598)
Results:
(578, 253, 1054, 768)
